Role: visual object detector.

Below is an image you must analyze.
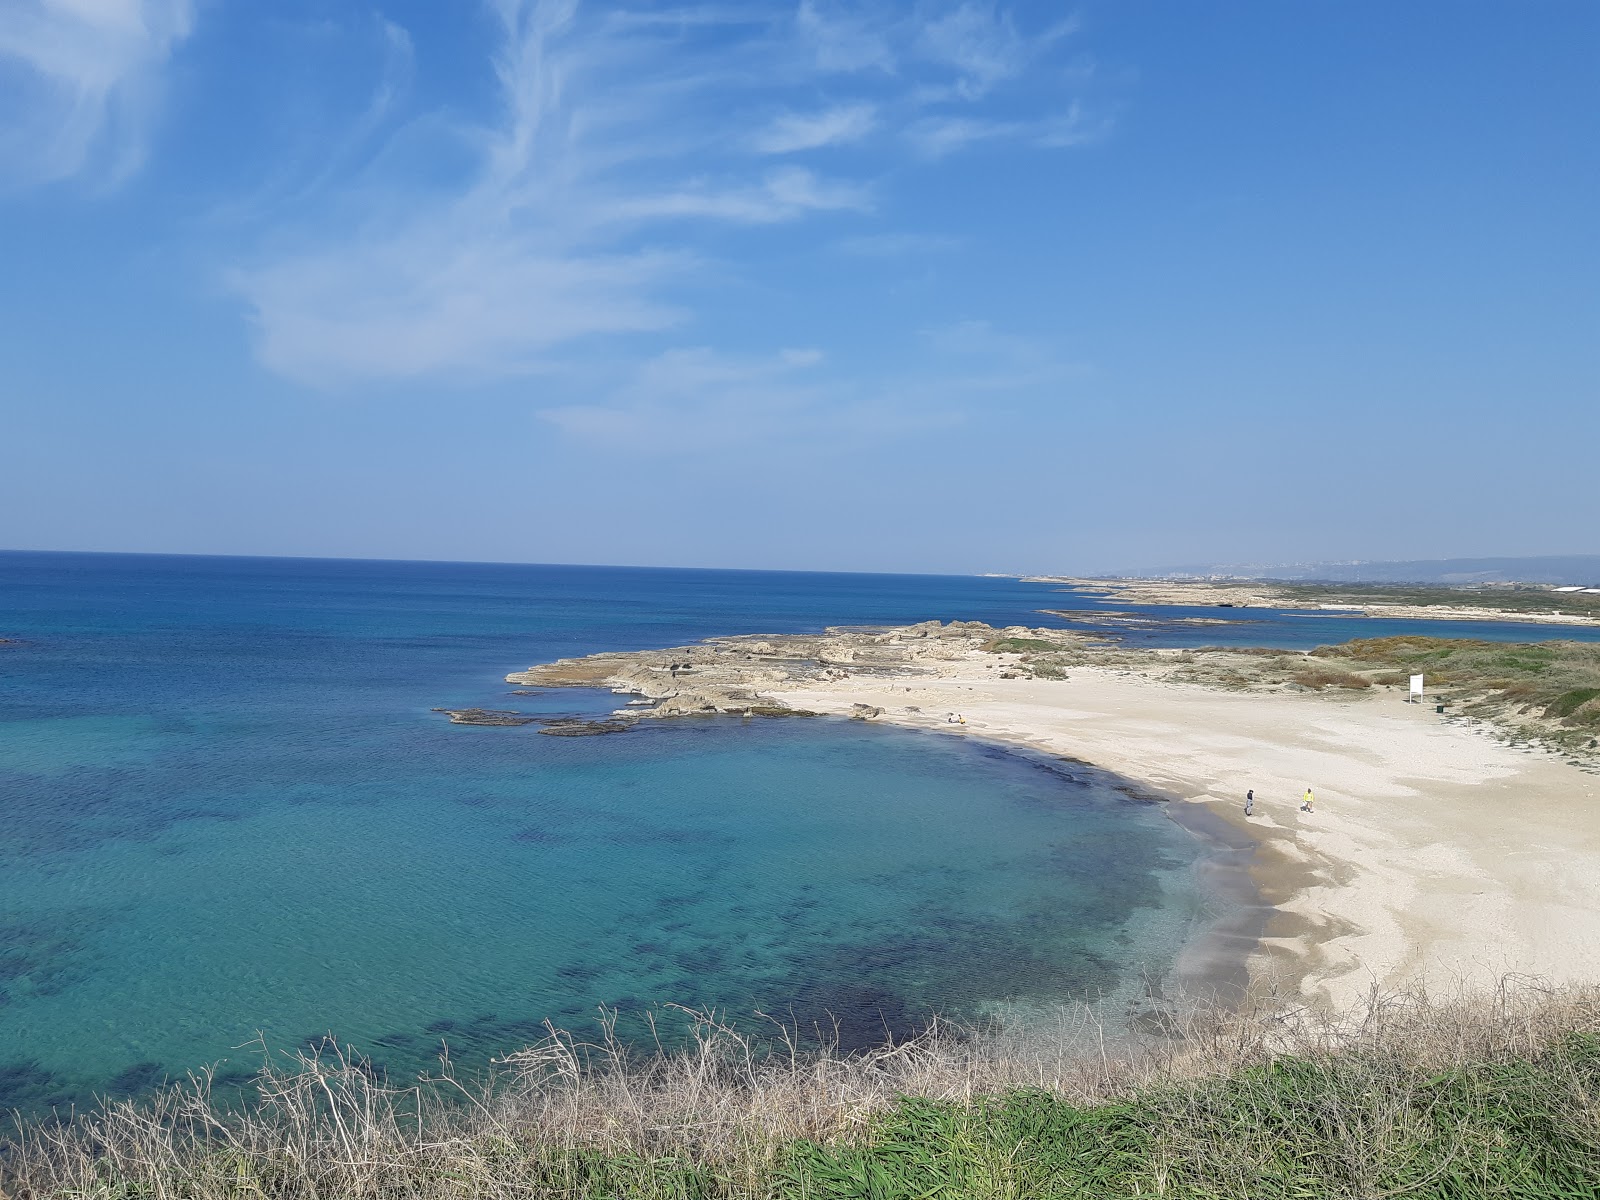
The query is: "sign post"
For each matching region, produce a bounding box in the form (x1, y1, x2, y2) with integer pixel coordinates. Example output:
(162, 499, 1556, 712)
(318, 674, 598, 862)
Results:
(1409, 673, 1425, 704)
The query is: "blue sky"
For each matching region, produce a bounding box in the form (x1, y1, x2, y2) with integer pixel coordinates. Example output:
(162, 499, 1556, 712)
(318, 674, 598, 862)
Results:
(1, 1, 1595, 574)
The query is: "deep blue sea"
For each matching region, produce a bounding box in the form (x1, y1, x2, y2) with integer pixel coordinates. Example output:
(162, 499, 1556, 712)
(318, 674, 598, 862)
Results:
(3, 551, 1596, 1114)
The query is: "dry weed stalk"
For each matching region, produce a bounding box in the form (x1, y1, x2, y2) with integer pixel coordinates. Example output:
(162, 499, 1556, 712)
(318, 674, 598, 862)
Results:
(3, 977, 1598, 1198)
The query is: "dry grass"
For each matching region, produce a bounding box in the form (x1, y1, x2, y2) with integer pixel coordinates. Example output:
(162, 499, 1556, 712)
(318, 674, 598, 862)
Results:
(1289, 665, 1373, 691)
(5, 981, 1600, 1197)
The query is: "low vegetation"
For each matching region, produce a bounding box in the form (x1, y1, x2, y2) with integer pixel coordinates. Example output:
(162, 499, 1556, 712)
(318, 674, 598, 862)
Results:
(1309, 637, 1600, 754)
(1272, 580, 1600, 619)
(5, 983, 1600, 1198)
(982, 636, 1063, 654)
(1287, 663, 1372, 691)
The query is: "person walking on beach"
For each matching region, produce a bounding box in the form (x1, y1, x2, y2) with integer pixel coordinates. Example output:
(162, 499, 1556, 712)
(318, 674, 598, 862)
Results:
(1244, 789, 1254, 817)
(1301, 787, 1315, 813)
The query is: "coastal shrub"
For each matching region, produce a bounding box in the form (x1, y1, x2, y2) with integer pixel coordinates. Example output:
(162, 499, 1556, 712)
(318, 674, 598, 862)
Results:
(1497, 679, 1541, 701)
(1291, 665, 1372, 690)
(1549, 688, 1600, 721)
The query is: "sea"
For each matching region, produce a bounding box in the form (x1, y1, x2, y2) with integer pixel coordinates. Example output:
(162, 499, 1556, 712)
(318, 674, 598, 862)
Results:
(3, 550, 1597, 1114)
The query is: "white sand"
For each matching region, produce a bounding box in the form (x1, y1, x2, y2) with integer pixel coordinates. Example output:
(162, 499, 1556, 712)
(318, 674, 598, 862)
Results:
(764, 663, 1600, 1007)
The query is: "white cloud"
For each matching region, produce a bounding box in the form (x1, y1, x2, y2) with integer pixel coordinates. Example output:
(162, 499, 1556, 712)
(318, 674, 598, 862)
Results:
(0, 0, 195, 186)
(915, 2, 1028, 99)
(231, 3, 889, 385)
(228, 0, 1104, 389)
(907, 103, 1105, 158)
(753, 103, 877, 153)
(235, 234, 686, 389)
(905, 114, 1010, 158)
(236, 0, 703, 386)
(605, 166, 872, 224)
(795, 0, 896, 74)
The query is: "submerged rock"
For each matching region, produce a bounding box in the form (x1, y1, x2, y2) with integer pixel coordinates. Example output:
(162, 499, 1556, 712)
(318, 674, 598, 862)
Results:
(535, 718, 635, 737)
(435, 708, 537, 726)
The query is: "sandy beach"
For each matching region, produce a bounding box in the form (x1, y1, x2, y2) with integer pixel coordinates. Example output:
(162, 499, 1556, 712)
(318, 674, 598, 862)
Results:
(763, 661, 1600, 1009)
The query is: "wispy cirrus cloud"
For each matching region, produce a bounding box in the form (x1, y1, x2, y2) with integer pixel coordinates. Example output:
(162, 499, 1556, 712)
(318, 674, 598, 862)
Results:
(604, 165, 872, 223)
(0, 0, 195, 187)
(914, 4, 1078, 99)
(236, 236, 687, 389)
(795, 0, 896, 73)
(229, 0, 1105, 389)
(906, 102, 1106, 158)
(231, 1, 883, 386)
(753, 103, 877, 153)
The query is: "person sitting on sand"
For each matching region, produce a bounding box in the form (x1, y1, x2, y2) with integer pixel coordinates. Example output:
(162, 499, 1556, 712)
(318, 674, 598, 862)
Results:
(1301, 787, 1315, 813)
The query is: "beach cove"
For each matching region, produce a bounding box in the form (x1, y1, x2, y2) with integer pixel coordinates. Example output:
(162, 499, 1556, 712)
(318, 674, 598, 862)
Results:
(520, 622, 1600, 1010)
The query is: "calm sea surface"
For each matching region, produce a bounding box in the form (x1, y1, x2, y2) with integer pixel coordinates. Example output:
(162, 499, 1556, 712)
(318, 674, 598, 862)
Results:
(3, 552, 1596, 1112)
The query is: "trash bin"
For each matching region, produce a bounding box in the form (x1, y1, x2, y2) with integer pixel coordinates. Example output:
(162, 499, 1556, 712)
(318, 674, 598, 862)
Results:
(1435, 704, 1446, 714)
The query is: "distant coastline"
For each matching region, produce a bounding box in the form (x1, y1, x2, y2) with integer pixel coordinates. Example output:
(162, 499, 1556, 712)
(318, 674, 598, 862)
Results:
(1029, 576, 1600, 627)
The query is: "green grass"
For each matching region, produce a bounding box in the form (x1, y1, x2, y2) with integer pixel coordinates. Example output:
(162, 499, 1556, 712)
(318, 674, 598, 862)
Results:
(787, 1038, 1600, 1199)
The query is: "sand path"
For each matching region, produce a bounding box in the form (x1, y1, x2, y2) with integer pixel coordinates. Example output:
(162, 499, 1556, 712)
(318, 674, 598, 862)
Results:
(768, 665, 1600, 1008)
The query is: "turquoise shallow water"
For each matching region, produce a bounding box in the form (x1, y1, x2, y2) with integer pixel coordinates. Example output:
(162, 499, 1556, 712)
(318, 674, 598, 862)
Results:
(3, 552, 1594, 1113)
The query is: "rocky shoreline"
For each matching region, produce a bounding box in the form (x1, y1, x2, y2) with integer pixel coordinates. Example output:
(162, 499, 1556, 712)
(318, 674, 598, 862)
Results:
(504, 620, 1085, 724)
(487, 617, 1598, 766)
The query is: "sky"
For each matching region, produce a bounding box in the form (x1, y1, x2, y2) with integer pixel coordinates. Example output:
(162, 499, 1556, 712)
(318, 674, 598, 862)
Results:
(1, 0, 1595, 575)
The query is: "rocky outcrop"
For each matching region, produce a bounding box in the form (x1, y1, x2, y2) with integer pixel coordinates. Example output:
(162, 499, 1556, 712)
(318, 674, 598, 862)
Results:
(504, 621, 1089, 724)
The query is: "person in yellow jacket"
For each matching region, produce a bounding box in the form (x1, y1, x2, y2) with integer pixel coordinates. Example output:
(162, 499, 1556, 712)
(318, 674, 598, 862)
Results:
(1301, 787, 1315, 813)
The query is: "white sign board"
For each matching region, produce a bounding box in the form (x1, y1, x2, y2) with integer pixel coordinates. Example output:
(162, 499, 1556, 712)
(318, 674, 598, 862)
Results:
(1409, 673, 1425, 699)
